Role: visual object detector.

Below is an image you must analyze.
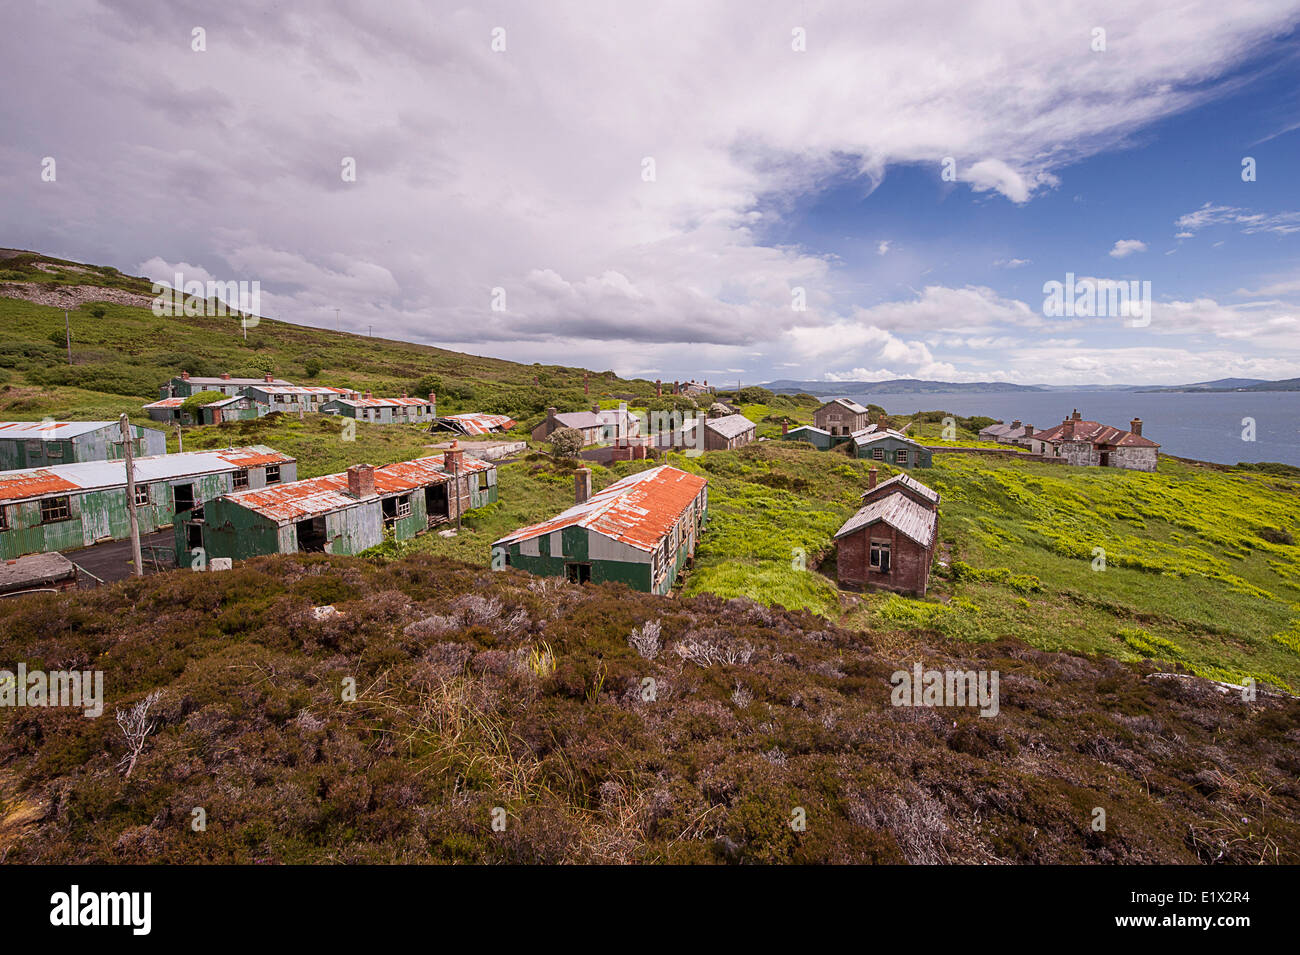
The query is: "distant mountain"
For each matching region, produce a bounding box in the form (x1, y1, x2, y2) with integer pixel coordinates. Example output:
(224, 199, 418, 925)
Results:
(1138, 378, 1276, 393)
(760, 378, 1047, 396)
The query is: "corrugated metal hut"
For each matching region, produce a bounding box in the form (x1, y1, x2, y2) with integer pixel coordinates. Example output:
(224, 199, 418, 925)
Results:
(851, 427, 932, 468)
(782, 425, 836, 450)
(0, 421, 166, 470)
(187, 445, 497, 563)
(0, 446, 296, 559)
(320, 393, 437, 424)
(493, 464, 708, 594)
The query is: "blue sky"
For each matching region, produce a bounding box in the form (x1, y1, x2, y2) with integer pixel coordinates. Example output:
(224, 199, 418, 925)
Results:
(3, 1, 1299, 386)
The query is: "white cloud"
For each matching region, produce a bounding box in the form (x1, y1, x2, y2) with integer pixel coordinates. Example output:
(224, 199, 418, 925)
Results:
(1109, 239, 1148, 258)
(876, 240, 892, 256)
(1175, 202, 1300, 236)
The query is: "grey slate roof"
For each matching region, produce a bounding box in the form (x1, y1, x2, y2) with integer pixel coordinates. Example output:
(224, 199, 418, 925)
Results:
(852, 426, 921, 448)
(835, 493, 938, 547)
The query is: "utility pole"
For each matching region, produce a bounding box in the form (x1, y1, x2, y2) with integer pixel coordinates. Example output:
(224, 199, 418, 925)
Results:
(65, 310, 72, 365)
(335, 308, 340, 331)
(175, 425, 183, 453)
(453, 451, 462, 533)
(120, 414, 143, 577)
(368, 324, 373, 338)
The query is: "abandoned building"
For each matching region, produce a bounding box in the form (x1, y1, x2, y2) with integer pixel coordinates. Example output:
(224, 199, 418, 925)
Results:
(319, 393, 438, 424)
(434, 412, 516, 436)
(531, 405, 639, 447)
(0, 447, 296, 560)
(185, 445, 496, 562)
(1028, 410, 1159, 471)
(782, 424, 837, 450)
(834, 469, 940, 596)
(813, 398, 873, 436)
(851, 427, 932, 468)
(242, 384, 356, 416)
(493, 464, 708, 595)
(160, 371, 292, 399)
(0, 421, 166, 470)
(978, 419, 1035, 443)
(671, 412, 757, 452)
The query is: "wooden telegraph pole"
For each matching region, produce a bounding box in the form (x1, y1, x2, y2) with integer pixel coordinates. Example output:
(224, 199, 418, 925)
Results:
(65, 310, 72, 365)
(120, 414, 143, 576)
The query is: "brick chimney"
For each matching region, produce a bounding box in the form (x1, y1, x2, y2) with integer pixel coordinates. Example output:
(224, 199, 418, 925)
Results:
(781, 420, 788, 436)
(428, 392, 436, 407)
(347, 464, 375, 497)
(591, 403, 600, 414)
(1071, 409, 1081, 420)
(264, 373, 274, 382)
(364, 390, 373, 399)
(574, 467, 592, 505)
(868, 467, 878, 489)
(1011, 419, 1021, 429)
(443, 440, 464, 475)
(656, 379, 662, 397)
(1130, 417, 1143, 436)
(181, 371, 190, 380)
(221, 372, 231, 380)
(1023, 424, 1034, 437)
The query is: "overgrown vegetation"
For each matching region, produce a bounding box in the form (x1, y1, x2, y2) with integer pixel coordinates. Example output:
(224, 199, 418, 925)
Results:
(1, 554, 1295, 863)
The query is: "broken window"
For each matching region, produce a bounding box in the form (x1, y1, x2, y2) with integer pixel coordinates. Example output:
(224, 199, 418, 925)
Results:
(134, 483, 150, 507)
(265, 465, 281, 484)
(872, 448, 884, 460)
(896, 449, 909, 466)
(478, 471, 489, 490)
(40, 496, 71, 523)
(0, 505, 7, 531)
(233, 469, 249, 490)
(566, 562, 591, 584)
(870, 540, 891, 573)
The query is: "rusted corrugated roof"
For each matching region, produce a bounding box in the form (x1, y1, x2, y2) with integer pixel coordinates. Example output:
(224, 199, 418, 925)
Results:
(437, 413, 516, 435)
(329, 396, 430, 408)
(248, 386, 351, 396)
(0, 446, 294, 502)
(1033, 419, 1159, 448)
(222, 453, 492, 523)
(494, 465, 707, 553)
(0, 421, 126, 439)
(143, 397, 184, 409)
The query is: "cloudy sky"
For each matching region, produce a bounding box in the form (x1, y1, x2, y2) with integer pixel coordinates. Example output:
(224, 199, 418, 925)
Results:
(4, 1, 1300, 386)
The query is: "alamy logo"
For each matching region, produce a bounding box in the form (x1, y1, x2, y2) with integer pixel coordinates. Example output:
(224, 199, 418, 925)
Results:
(0, 664, 102, 717)
(890, 663, 1000, 718)
(152, 271, 261, 319)
(1042, 272, 1150, 326)
(49, 885, 151, 935)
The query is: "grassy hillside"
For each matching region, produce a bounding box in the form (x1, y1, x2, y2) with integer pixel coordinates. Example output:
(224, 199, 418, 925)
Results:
(0, 553, 1296, 864)
(0, 252, 658, 431)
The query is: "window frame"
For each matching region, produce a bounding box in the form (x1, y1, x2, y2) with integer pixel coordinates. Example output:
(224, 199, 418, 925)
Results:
(232, 469, 250, 490)
(40, 496, 72, 524)
(133, 483, 150, 507)
(869, 539, 892, 573)
(265, 464, 281, 485)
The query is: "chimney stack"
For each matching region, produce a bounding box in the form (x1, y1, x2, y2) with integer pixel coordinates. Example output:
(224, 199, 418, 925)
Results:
(574, 467, 592, 505)
(221, 372, 231, 380)
(1011, 419, 1021, 429)
(347, 464, 375, 497)
(364, 390, 373, 399)
(265, 373, 274, 383)
(1071, 409, 1081, 420)
(591, 403, 600, 414)
(444, 440, 464, 476)
(781, 420, 788, 436)
(656, 379, 662, 397)
(1130, 417, 1143, 436)
(428, 392, 437, 406)
(181, 371, 190, 380)
(868, 467, 878, 490)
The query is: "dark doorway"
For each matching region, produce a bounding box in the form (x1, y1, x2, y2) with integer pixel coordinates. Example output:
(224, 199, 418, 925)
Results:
(296, 516, 328, 552)
(185, 522, 204, 550)
(565, 562, 591, 584)
(425, 484, 449, 525)
(1100, 452, 1110, 467)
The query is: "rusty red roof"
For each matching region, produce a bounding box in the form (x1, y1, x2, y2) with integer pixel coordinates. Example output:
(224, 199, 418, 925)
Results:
(437, 413, 516, 435)
(494, 464, 707, 553)
(1033, 419, 1159, 448)
(0, 447, 294, 502)
(329, 396, 431, 408)
(143, 397, 184, 409)
(220, 453, 492, 523)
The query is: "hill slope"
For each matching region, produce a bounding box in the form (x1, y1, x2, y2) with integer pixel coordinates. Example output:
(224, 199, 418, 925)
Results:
(0, 553, 1296, 864)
